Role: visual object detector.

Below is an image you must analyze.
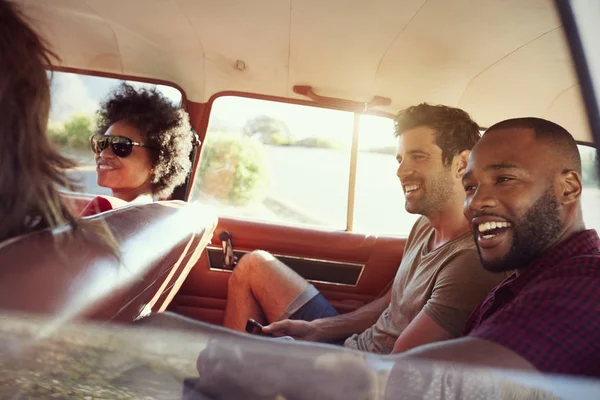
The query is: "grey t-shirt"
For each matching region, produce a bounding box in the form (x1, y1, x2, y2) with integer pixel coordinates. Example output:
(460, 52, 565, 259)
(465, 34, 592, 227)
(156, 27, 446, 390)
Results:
(344, 217, 507, 354)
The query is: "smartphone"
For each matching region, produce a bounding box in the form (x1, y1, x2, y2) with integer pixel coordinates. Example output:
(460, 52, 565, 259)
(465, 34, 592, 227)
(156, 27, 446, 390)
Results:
(245, 319, 296, 341)
(245, 318, 266, 335)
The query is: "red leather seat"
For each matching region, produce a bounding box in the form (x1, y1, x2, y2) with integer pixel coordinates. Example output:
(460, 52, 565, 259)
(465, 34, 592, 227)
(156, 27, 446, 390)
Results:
(0, 201, 217, 324)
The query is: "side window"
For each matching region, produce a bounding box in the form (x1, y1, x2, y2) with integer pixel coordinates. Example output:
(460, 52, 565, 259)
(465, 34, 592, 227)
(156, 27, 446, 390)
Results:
(47, 71, 182, 195)
(191, 96, 354, 229)
(579, 145, 600, 231)
(192, 96, 418, 235)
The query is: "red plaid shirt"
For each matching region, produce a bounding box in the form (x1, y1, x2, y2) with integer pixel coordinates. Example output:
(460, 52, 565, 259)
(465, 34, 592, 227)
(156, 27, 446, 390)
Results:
(463, 229, 600, 377)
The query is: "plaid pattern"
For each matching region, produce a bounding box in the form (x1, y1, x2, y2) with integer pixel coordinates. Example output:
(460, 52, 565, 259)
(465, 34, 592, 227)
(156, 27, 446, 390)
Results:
(464, 230, 600, 377)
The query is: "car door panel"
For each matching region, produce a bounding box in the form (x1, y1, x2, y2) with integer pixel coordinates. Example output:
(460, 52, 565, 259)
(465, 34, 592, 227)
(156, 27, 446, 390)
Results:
(168, 217, 407, 326)
(205, 247, 365, 285)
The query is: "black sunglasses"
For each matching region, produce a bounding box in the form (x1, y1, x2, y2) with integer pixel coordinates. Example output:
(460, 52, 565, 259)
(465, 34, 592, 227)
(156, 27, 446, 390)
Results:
(90, 133, 156, 158)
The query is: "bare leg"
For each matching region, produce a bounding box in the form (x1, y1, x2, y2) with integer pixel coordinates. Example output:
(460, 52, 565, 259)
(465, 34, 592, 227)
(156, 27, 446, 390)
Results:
(223, 250, 310, 332)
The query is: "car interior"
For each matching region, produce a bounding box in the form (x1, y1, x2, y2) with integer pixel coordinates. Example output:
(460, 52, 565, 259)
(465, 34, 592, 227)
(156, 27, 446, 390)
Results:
(1, 0, 599, 399)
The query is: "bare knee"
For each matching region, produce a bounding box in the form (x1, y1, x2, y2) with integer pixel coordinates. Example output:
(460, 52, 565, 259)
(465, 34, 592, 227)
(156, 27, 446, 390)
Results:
(229, 250, 277, 289)
(245, 250, 277, 265)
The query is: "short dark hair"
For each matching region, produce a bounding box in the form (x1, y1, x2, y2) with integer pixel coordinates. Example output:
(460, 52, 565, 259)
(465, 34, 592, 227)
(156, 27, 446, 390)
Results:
(485, 117, 581, 173)
(96, 83, 194, 198)
(394, 103, 480, 166)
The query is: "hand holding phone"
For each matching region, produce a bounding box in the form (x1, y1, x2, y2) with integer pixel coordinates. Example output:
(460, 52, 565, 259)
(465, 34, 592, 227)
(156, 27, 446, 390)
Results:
(245, 319, 296, 342)
(245, 318, 267, 335)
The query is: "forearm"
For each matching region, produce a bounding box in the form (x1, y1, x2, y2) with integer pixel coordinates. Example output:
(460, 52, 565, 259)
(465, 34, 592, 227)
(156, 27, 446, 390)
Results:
(312, 295, 389, 341)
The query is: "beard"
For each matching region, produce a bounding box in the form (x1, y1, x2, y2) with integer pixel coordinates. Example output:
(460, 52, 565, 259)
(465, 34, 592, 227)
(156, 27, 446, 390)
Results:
(477, 188, 564, 273)
(406, 168, 454, 217)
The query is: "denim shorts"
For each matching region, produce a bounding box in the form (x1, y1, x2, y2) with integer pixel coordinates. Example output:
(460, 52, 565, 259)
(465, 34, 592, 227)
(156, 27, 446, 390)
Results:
(282, 285, 345, 346)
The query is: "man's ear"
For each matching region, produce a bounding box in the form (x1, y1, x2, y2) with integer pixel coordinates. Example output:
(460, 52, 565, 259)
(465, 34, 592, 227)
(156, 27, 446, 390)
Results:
(455, 150, 470, 178)
(559, 169, 582, 205)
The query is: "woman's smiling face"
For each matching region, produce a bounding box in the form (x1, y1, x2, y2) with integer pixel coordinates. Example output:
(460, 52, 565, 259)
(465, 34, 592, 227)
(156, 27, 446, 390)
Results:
(95, 120, 155, 201)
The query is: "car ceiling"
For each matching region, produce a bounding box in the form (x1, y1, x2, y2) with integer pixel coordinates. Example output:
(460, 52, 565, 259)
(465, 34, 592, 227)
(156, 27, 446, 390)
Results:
(19, 0, 592, 142)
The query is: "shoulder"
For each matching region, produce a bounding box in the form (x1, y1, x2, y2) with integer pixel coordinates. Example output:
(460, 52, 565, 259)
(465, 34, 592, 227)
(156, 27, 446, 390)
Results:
(405, 216, 433, 246)
(519, 256, 600, 301)
(433, 240, 509, 286)
(533, 252, 600, 286)
(497, 254, 600, 312)
(436, 233, 479, 268)
(468, 256, 600, 374)
(436, 248, 506, 285)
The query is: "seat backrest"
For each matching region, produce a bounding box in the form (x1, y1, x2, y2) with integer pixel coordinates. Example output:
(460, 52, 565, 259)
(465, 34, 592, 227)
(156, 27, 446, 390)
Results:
(0, 201, 217, 324)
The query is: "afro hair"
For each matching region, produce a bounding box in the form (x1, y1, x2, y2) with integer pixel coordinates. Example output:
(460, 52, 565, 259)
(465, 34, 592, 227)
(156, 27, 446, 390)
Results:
(96, 83, 194, 198)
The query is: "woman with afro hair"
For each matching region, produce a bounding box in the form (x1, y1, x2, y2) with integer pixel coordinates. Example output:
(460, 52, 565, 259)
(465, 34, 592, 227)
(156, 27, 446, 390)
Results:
(82, 83, 195, 215)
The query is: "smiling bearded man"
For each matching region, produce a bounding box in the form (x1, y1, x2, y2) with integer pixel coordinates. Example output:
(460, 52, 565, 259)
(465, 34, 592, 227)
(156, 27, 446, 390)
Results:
(188, 117, 600, 400)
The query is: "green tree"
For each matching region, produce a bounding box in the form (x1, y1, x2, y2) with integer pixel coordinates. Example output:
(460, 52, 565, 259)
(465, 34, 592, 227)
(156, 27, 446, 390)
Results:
(48, 114, 95, 151)
(243, 115, 293, 145)
(195, 132, 270, 205)
(293, 137, 343, 149)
